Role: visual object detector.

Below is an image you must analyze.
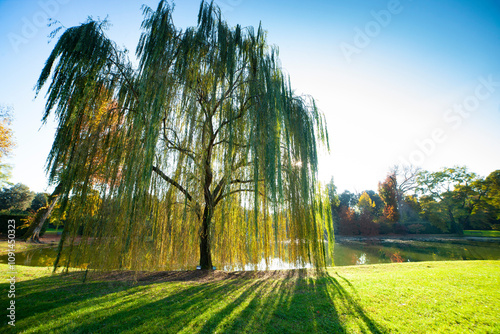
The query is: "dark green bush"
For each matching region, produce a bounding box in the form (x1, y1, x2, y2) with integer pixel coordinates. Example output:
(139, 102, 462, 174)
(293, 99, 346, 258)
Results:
(0, 213, 30, 237)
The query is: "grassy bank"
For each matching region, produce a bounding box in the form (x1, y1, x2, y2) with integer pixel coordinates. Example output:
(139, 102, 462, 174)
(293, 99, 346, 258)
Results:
(0, 241, 44, 255)
(0, 239, 58, 255)
(464, 230, 500, 238)
(1, 261, 499, 333)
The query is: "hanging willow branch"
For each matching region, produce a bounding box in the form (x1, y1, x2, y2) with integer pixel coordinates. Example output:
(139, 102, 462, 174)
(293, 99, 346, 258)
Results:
(37, 0, 333, 271)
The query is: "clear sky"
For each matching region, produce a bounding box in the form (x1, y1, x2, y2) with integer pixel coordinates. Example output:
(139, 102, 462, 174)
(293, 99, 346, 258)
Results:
(0, 0, 499, 194)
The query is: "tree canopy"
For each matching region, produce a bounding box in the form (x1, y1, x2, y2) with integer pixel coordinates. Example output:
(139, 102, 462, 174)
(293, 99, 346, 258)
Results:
(30, 192, 48, 212)
(36, 1, 332, 271)
(358, 192, 375, 215)
(415, 166, 497, 234)
(0, 183, 34, 211)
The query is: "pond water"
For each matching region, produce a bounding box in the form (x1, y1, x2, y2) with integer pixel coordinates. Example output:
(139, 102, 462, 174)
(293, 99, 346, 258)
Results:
(332, 238, 500, 266)
(2, 238, 500, 268)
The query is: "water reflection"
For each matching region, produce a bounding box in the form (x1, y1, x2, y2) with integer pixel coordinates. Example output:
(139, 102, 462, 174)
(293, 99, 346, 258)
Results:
(224, 258, 314, 271)
(332, 238, 500, 266)
(1, 246, 62, 267)
(354, 253, 367, 265)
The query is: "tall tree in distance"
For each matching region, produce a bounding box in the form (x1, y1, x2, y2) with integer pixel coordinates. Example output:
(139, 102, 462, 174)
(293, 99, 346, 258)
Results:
(479, 170, 500, 228)
(378, 172, 399, 223)
(358, 192, 375, 214)
(391, 164, 420, 215)
(326, 178, 339, 238)
(36, 1, 331, 271)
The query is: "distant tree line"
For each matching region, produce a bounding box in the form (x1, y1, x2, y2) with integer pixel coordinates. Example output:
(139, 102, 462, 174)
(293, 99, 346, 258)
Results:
(327, 166, 500, 236)
(4, 165, 500, 239)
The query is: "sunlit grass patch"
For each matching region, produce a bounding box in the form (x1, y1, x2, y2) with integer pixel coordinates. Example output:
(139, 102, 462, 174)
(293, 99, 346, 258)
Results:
(464, 230, 500, 238)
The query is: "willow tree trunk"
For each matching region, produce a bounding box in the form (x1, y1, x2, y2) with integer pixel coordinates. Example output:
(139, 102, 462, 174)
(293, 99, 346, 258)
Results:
(23, 183, 62, 242)
(199, 206, 213, 270)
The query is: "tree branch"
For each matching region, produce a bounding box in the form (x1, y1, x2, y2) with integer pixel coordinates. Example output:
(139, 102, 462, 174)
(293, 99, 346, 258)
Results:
(213, 139, 248, 148)
(152, 165, 192, 202)
(230, 179, 262, 184)
(162, 119, 197, 161)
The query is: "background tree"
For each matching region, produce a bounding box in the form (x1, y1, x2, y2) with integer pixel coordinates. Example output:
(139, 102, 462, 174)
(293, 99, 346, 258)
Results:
(326, 178, 340, 211)
(358, 191, 375, 215)
(391, 164, 420, 222)
(356, 191, 379, 235)
(338, 190, 358, 209)
(416, 166, 484, 234)
(480, 170, 500, 229)
(336, 190, 357, 235)
(397, 194, 420, 226)
(0, 105, 15, 186)
(378, 172, 399, 224)
(326, 177, 340, 234)
(364, 190, 384, 216)
(338, 206, 357, 235)
(0, 183, 35, 212)
(30, 193, 48, 212)
(36, 1, 331, 271)
(335, 190, 380, 236)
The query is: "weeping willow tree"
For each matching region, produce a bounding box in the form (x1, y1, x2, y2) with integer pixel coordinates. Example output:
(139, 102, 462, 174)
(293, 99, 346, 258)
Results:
(36, 0, 333, 271)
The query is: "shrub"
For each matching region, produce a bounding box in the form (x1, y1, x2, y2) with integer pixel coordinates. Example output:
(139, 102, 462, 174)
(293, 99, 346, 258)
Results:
(407, 223, 425, 234)
(0, 213, 29, 236)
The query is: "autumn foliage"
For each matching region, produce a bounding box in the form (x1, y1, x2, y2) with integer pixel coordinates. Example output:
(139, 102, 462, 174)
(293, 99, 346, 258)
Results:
(338, 206, 379, 236)
(378, 173, 400, 223)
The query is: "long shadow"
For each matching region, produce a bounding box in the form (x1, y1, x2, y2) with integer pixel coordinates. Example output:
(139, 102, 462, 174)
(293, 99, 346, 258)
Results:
(1, 269, 387, 333)
(321, 274, 386, 334)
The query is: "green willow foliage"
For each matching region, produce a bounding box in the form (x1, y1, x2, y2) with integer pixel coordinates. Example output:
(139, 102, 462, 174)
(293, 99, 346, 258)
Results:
(37, 1, 332, 271)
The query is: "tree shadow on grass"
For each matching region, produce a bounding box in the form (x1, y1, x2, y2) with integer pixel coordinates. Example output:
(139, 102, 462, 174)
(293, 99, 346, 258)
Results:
(2, 269, 386, 333)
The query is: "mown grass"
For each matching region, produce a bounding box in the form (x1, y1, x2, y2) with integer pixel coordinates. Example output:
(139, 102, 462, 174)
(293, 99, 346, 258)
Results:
(464, 230, 500, 238)
(1, 261, 499, 333)
(43, 229, 61, 235)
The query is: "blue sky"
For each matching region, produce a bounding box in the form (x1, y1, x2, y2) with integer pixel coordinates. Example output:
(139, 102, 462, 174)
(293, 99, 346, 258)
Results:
(0, 0, 499, 193)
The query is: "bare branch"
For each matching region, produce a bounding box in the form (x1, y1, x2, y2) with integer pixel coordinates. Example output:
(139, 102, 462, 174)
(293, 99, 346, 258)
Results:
(230, 179, 262, 184)
(152, 165, 192, 202)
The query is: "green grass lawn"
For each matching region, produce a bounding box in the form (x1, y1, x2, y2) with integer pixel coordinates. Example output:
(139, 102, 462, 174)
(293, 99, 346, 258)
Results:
(43, 228, 61, 234)
(1, 261, 499, 333)
(464, 230, 500, 238)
